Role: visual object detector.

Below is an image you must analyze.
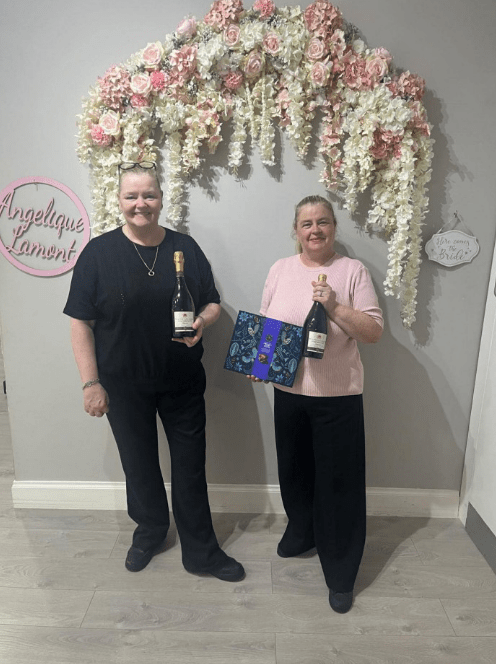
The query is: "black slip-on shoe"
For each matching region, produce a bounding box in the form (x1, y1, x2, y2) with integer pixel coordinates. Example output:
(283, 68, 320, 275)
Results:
(125, 540, 167, 572)
(329, 589, 353, 614)
(185, 556, 245, 582)
(276, 542, 316, 558)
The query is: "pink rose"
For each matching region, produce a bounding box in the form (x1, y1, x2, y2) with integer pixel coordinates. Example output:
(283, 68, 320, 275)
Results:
(130, 94, 150, 108)
(263, 32, 280, 55)
(253, 0, 276, 19)
(365, 55, 389, 84)
(90, 124, 112, 146)
(142, 42, 164, 69)
(244, 50, 264, 79)
(310, 61, 330, 87)
(306, 37, 326, 61)
(99, 111, 121, 136)
(224, 23, 241, 47)
(223, 70, 244, 90)
(176, 17, 197, 39)
(130, 73, 152, 96)
(150, 70, 166, 91)
(374, 47, 392, 65)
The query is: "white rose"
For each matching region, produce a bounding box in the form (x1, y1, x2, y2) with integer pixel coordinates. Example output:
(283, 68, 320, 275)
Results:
(176, 17, 197, 39)
(130, 73, 152, 96)
(142, 42, 164, 69)
(306, 37, 326, 61)
(99, 110, 121, 136)
(309, 61, 330, 88)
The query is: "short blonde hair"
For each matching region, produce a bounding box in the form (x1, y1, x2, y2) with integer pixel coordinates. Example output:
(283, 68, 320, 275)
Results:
(293, 195, 336, 230)
(292, 195, 336, 253)
(118, 165, 163, 196)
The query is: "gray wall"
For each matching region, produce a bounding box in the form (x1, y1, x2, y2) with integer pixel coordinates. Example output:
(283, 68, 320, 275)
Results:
(1, 0, 495, 491)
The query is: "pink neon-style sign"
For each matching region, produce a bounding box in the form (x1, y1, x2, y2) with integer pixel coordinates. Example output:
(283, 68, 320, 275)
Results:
(0, 177, 91, 277)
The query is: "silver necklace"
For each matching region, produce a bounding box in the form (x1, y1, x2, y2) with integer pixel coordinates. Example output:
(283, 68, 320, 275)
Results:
(133, 243, 159, 276)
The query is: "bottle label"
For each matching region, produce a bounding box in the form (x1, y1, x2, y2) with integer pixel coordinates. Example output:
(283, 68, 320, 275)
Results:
(306, 331, 327, 352)
(174, 311, 194, 332)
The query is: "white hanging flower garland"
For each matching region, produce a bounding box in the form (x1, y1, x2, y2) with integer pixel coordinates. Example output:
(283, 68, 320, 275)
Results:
(76, 0, 433, 328)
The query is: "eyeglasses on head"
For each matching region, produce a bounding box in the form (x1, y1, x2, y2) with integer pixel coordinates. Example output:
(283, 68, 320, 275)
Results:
(118, 161, 156, 171)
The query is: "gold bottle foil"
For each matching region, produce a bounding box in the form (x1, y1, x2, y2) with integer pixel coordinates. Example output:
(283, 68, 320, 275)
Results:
(174, 251, 184, 272)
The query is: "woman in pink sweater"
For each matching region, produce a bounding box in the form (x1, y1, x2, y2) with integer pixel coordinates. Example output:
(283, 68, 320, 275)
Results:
(251, 195, 383, 613)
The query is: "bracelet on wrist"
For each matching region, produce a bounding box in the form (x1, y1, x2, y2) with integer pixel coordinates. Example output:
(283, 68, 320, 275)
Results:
(82, 378, 100, 390)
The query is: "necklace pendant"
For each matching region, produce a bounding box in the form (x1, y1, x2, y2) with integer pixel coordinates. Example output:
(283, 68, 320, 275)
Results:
(132, 242, 159, 276)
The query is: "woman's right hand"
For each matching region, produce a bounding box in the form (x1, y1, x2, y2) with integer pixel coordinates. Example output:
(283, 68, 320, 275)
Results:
(83, 383, 109, 417)
(246, 375, 269, 384)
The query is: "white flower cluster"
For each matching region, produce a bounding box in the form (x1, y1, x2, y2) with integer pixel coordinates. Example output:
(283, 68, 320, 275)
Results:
(76, 0, 434, 327)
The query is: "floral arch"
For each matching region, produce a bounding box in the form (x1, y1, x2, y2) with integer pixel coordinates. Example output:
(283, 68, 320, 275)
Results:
(77, 0, 433, 327)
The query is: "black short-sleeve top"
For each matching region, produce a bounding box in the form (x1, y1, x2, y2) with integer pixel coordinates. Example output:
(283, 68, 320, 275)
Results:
(63, 227, 220, 386)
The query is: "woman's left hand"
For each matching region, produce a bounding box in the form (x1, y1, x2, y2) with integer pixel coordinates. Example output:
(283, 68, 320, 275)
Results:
(172, 315, 204, 347)
(311, 280, 336, 314)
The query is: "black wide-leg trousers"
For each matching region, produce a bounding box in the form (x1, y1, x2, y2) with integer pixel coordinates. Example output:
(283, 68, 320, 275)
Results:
(273, 388, 366, 593)
(103, 372, 222, 571)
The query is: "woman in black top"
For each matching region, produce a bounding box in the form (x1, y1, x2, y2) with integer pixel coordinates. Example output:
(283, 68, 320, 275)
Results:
(64, 163, 244, 581)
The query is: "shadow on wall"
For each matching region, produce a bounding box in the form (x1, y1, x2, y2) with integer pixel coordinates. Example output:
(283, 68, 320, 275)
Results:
(331, 239, 466, 491)
(361, 327, 465, 490)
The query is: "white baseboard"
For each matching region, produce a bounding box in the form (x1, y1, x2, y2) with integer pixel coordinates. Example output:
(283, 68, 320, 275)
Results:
(365, 487, 459, 518)
(11, 481, 460, 518)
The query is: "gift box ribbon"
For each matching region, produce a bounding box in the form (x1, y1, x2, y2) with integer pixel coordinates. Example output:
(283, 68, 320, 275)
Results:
(251, 318, 283, 380)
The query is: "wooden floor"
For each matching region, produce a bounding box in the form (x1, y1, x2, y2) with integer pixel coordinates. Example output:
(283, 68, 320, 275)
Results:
(1, 359, 496, 662)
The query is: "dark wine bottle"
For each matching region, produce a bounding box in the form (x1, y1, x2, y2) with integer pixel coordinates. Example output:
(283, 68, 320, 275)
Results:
(172, 251, 195, 338)
(302, 274, 328, 359)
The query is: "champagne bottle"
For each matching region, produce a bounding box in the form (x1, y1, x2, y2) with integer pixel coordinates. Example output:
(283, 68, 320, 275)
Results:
(172, 251, 195, 338)
(302, 274, 328, 359)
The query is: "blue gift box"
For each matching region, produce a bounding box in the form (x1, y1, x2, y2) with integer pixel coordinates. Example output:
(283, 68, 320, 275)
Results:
(224, 311, 303, 387)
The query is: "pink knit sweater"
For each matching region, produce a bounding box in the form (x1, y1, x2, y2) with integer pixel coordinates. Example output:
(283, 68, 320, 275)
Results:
(260, 253, 383, 397)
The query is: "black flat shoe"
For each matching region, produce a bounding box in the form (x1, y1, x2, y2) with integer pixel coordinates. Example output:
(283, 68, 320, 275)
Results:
(277, 542, 316, 558)
(185, 556, 245, 582)
(329, 589, 353, 614)
(125, 540, 167, 572)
